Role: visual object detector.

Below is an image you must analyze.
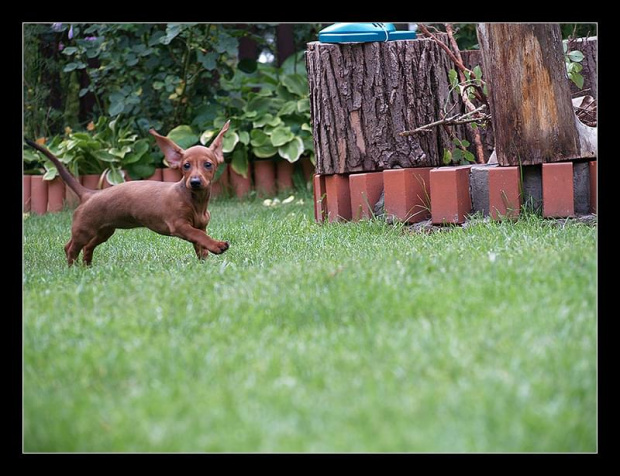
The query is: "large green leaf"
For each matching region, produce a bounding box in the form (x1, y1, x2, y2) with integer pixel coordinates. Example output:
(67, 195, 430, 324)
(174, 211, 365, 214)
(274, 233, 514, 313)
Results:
(110, 146, 132, 158)
(106, 166, 125, 185)
(276, 84, 296, 101)
(123, 139, 150, 164)
(126, 162, 155, 180)
(281, 74, 308, 97)
(280, 51, 306, 76)
(238, 130, 250, 145)
(222, 131, 239, 153)
(167, 125, 198, 149)
(230, 147, 249, 178)
(270, 126, 295, 147)
(245, 95, 274, 115)
(92, 150, 118, 162)
(42, 163, 58, 180)
(253, 144, 278, 159)
(253, 113, 276, 128)
(278, 101, 298, 116)
(297, 98, 310, 113)
(250, 129, 269, 147)
(200, 129, 215, 146)
(278, 137, 304, 163)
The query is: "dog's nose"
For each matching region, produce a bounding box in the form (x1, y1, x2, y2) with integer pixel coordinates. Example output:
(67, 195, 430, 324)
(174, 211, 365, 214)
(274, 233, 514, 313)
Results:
(190, 177, 202, 189)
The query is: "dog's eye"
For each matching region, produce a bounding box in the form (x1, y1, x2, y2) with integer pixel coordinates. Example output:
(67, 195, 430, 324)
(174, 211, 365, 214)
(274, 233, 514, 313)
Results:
(204, 162, 213, 169)
(183, 162, 191, 170)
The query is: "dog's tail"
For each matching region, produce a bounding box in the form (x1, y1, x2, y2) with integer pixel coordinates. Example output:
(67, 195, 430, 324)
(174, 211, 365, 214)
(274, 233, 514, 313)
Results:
(25, 139, 91, 200)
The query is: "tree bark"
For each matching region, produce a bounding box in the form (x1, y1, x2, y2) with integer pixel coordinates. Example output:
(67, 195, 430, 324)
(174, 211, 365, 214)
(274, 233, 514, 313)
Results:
(306, 36, 467, 175)
(477, 23, 592, 166)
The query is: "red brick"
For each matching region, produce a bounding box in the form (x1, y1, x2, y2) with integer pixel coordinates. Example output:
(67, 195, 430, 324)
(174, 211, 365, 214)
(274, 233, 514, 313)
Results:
(313, 174, 327, 223)
(383, 168, 433, 223)
(23, 175, 31, 212)
(349, 172, 384, 221)
(47, 177, 65, 212)
(30, 175, 48, 215)
(325, 174, 351, 222)
(488, 166, 521, 220)
(589, 161, 596, 213)
(542, 162, 574, 217)
(430, 165, 472, 224)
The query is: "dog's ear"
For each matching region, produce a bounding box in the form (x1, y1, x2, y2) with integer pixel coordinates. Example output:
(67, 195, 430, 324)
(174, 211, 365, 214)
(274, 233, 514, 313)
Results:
(149, 129, 185, 169)
(208, 121, 230, 164)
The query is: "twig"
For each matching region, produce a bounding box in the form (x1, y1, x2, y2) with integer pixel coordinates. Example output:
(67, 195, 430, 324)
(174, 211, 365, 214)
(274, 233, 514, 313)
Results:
(418, 24, 473, 78)
(399, 105, 490, 137)
(444, 23, 486, 164)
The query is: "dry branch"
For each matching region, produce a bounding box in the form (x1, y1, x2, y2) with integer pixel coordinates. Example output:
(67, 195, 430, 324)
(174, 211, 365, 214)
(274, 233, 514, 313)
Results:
(399, 105, 490, 136)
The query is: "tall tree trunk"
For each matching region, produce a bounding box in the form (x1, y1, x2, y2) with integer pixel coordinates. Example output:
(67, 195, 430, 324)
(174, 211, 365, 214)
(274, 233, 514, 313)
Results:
(78, 58, 99, 125)
(237, 24, 259, 61)
(477, 23, 593, 166)
(276, 24, 295, 66)
(306, 36, 468, 175)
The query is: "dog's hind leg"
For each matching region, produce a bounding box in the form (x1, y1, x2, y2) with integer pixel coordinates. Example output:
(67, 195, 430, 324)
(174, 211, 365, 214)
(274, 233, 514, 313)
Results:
(82, 228, 115, 266)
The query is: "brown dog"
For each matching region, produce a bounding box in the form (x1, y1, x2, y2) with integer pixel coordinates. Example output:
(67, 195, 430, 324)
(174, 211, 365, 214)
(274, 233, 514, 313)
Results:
(25, 122, 231, 266)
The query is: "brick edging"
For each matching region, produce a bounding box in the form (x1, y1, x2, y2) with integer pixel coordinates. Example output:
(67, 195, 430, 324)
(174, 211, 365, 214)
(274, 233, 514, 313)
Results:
(314, 160, 597, 224)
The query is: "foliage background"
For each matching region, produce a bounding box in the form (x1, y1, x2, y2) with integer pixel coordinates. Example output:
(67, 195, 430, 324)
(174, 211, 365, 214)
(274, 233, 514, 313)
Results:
(23, 22, 595, 180)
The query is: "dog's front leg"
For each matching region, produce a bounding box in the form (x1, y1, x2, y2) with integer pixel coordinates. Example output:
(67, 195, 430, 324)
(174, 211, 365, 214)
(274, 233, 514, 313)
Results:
(171, 221, 229, 256)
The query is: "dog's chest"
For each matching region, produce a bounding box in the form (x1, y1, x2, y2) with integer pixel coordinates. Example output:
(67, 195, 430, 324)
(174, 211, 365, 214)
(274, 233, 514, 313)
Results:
(192, 209, 210, 229)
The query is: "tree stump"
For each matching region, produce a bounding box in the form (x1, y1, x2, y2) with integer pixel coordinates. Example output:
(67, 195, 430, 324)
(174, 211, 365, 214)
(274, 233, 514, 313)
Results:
(477, 23, 594, 166)
(306, 37, 467, 175)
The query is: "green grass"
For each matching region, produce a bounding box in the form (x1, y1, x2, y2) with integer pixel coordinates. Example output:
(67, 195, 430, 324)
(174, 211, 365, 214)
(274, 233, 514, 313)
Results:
(23, 196, 597, 452)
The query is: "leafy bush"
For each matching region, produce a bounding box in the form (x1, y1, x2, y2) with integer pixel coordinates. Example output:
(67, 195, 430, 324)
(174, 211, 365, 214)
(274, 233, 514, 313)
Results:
(24, 23, 249, 137)
(165, 51, 314, 178)
(24, 23, 316, 182)
(23, 117, 158, 183)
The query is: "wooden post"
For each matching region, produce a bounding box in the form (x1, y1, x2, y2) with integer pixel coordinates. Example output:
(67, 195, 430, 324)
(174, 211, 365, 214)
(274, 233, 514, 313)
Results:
(306, 36, 468, 175)
(477, 23, 594, 166)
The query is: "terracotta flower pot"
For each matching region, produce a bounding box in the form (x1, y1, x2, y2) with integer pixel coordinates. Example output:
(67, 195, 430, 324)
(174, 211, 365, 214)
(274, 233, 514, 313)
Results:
(81, 174, 102, 190)
(30, 175, 48, 215)
(65, 184, 80, 208)
(147, 168, 163, 181)
(162, 168, 182, 182)
(211, 166, 230, 198)
(276, 160, 294, 193)
(299, 156, 315, 183)
(47, 177, 65, 212)
(229, 164, 252, 198)
(253, 160, 277, 197)
(23, 175, 31, 212)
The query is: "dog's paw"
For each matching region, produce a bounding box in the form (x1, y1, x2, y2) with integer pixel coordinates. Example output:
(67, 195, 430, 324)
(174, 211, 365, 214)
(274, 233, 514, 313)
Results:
(209, 240, 230, 255)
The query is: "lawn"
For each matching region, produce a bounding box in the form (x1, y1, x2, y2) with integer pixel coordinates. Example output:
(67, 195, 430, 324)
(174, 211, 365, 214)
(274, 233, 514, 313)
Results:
(22, 194, 597, 452)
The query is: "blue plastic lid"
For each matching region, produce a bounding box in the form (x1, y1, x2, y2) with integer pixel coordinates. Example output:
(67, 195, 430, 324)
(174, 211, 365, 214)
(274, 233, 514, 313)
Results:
(319, 22, 417, 44)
